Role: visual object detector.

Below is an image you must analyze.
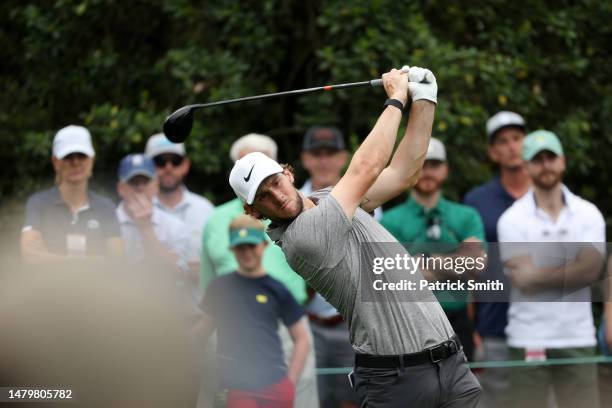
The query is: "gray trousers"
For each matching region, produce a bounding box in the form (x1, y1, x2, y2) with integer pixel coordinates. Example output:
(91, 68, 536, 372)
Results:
(352, 351, 481, 407)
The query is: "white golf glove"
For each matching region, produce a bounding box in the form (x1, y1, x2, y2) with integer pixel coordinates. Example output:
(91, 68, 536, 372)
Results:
(404, 66, 437, 104)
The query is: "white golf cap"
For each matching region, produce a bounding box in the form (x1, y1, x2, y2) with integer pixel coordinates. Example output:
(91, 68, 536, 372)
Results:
(426, 137, 446, 161)
(486, 111, 526, 142)
(145, 133, 186, 158)
(229, 152, 284, 205)
(52, 125, 95, 159)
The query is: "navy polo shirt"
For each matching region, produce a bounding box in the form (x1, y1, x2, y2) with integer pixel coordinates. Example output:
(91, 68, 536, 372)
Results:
(201, 272, 304, 390)
(23, 187, 120, 256)
(464, 177, 514, 337)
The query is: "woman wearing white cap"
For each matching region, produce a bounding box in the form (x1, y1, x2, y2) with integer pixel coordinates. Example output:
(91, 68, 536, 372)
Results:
(20, 125, 123, 260)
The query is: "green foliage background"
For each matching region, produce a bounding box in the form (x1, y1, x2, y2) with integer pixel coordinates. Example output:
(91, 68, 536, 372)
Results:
(1, 0, 611, 234)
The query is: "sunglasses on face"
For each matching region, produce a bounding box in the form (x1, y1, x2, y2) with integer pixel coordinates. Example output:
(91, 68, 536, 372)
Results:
(153, 155, 184, 168)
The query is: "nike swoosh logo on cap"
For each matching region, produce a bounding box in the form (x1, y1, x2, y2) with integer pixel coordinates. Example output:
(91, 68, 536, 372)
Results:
(243, 164, 255, 182)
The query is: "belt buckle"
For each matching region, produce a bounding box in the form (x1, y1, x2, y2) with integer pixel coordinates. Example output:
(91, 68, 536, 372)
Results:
(429, 346, 443, 363)
(448, 338, 458, 353)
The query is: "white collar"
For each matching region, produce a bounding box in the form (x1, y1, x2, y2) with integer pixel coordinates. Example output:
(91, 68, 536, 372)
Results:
(153, 186, 190, 211)
(526, 184, 576, 215)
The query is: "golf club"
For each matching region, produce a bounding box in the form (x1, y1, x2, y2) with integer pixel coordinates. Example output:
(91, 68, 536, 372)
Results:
(163, 66, 412, 143)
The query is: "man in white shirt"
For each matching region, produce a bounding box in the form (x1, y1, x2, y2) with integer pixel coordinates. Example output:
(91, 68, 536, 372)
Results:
(497, 130, 605, 408)
(146, 134, 214, 301)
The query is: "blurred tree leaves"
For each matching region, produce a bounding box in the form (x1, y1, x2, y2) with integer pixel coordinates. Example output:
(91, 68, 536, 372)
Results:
(1, 0, 610, 230)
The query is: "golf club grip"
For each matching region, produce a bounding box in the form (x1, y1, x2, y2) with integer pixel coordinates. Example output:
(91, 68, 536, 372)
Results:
(370, 79, 383, 87)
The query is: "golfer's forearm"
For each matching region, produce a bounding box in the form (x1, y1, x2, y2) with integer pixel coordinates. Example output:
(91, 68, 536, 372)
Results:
(389, 101, 435, 185)
(287, 337, 309, 384)
(349, 106, 403, 183)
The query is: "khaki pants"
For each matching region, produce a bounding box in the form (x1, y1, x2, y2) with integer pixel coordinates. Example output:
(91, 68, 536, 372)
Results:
(508, 346, 599, 408)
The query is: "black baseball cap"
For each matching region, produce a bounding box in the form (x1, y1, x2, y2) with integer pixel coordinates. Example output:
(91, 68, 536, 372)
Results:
(302, 126, 345, 152)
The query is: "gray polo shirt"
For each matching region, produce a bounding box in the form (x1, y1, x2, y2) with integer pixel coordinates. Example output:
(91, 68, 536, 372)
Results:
(22, 187, 120, 256)
(268, 188, 454, 355)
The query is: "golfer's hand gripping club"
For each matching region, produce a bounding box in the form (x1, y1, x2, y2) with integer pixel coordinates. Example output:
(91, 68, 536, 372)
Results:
(406, 66, 437, 104)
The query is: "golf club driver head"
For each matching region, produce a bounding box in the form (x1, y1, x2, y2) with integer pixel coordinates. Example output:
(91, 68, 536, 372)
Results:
(163, 105, 195, 143)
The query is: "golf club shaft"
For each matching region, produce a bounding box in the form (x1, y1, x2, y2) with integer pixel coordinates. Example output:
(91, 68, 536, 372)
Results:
(186, 79, 383, 110)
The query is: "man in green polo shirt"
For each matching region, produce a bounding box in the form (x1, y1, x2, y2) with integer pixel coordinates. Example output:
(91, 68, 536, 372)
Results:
(381, 137, 485, 361)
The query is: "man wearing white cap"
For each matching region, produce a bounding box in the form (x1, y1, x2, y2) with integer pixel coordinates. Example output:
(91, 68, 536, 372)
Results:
(145, 133, 214, 299)
(381, 137, 486, 362)
(21, 125, 123, 260)
(230, 67, 481, 406)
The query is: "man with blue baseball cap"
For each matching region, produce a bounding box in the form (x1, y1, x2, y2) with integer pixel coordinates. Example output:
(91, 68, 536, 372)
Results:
(116, 153, 189, 274)
(498, 130, 605, 408)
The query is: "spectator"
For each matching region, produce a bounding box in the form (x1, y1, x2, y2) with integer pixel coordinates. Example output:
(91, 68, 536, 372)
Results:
(193, 214, 310, 408)
(381, 137, 485, 361)
(200, 133, 319, 407)
(498, 130, 605, 408)
(299, 126, 356, 408)
(115, 153, 189, 274)
(463, 111, 530, 407)
(21, 125, 122, 261)
(145, 133, 214, 301)
(300, 125, 382, 220)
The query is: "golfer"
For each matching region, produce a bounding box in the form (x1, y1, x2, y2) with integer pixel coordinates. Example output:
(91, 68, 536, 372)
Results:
(229, 67, 481, 407)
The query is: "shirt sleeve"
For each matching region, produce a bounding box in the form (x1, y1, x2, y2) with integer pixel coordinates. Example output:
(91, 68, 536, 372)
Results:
(279, 286, 305, 327)
(201, 215, 238, 289)
(23, 194, 43, 231)
(459, 208, 486, 242)
(497, 208, 529, 262)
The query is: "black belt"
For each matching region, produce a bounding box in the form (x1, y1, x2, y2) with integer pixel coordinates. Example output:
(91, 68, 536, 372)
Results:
(355, 335, 462, 368)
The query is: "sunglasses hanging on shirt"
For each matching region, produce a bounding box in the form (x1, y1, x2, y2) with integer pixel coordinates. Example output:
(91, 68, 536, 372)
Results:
(426, 215, 441, 240)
